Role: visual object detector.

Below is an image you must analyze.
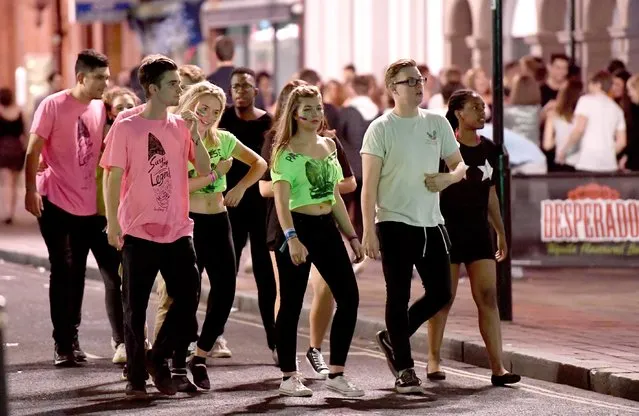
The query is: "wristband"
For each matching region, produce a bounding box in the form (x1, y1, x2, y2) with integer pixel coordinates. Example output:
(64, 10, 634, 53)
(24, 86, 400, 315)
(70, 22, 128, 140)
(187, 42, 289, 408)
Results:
(208, 170, 217, 183)
(347, 235, 358, 242)
(284, 228, 297, 241)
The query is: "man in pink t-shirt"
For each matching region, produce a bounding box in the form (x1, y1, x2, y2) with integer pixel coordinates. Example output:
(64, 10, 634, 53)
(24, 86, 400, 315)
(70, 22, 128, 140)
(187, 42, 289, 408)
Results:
(101, 55, 211, 398)
(24, 49, 113, 368)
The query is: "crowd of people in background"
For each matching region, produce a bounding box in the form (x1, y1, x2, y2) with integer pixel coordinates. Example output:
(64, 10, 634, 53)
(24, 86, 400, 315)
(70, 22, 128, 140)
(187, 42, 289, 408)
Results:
(0, 34, 637, 401)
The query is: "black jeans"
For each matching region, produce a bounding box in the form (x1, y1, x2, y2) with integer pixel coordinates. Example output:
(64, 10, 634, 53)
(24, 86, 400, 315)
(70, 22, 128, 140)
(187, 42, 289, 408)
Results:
(190, 212, 237, 352)
(121, 235, 199, 386)
(227, 196, 276, 350)
(37, 198, 123, 349)
(377, 221, 452, 372)
(275, 213, 359, 373)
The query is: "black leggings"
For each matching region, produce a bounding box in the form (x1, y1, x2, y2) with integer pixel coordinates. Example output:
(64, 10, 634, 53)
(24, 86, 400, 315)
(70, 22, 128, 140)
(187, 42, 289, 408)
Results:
(190, 212, 237, 352)
(377, 221, 452, 372)
(228, 197, 276, 350)
(275, 213, 359, 373)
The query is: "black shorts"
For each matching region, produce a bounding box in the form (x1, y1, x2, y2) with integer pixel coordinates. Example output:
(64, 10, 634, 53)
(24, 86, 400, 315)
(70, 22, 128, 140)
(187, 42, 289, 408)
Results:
(447, 223, 495, 265)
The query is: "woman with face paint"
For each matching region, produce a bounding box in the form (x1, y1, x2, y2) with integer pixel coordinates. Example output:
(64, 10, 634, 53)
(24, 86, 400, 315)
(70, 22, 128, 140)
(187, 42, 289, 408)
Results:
(270, 85, 364, 398)
(260, 79, 357, 376)
(427, 89, 520, 387)
(167, 81, 268, 392)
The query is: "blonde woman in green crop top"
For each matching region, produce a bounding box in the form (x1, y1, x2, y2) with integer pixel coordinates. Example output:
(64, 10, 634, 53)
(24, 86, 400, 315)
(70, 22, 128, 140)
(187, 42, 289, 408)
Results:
(270, 85, 364, 398)
(156, 81, 267, 392)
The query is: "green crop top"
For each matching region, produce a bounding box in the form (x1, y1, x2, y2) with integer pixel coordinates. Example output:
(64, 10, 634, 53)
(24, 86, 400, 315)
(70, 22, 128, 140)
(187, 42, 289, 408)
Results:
(271, 144, 344, 210)
(188, 130, 238, 194)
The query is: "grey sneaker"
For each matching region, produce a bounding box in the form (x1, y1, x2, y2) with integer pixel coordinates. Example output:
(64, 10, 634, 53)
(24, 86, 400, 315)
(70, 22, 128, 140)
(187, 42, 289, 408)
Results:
(326, 375, 364, 397)
(279, 374, 313, 397)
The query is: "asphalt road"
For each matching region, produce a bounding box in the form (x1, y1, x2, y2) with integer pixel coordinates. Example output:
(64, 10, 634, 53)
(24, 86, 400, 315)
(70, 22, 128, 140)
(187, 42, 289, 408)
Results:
(2, 260, 639, 416)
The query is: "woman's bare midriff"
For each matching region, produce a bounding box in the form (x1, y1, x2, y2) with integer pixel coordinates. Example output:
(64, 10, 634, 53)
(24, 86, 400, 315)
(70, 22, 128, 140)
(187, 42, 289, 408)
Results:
(292, 201, 333, 216)
(189, 192, 226, 215)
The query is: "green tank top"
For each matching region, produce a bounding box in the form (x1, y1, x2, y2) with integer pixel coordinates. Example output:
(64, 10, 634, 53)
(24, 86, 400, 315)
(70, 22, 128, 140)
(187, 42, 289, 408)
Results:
(271, 144, 344, 210)
(188, 130, 238, 194)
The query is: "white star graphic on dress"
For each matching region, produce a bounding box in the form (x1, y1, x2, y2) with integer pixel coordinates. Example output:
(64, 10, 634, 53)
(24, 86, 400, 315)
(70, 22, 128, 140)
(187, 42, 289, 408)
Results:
(478, 159, 493, 181)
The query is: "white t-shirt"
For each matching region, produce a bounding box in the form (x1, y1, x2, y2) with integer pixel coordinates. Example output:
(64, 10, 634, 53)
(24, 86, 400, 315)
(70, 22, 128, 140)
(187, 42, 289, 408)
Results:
(573, 93, 625, 172)
(360, 108, 458, 227)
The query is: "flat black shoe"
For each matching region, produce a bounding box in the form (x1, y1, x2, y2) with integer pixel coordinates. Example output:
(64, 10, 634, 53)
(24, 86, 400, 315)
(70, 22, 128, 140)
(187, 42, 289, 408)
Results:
(491, 372, 521, 386)
(427, 371, 446, 381)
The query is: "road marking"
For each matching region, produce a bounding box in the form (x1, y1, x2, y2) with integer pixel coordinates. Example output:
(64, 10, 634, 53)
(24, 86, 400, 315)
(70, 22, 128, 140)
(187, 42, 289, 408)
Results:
(228, 315, 639, 413)
(84, 352, 104, 360)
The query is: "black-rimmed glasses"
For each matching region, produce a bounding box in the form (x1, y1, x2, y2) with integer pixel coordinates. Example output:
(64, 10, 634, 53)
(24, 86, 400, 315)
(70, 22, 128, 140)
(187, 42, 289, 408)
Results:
(393, 77, 426, 87)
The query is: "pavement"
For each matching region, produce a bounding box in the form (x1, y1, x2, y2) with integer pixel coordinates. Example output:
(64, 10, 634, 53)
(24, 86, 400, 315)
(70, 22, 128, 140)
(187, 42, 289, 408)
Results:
(1, 186, 639, 403)
(3, 260, 639, 415)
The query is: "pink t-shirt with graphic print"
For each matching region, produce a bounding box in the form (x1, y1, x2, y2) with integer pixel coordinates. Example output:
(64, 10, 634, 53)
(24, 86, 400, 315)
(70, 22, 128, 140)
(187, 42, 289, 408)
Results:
(31, 90, 107, 216)
(100, 112, 196, 243)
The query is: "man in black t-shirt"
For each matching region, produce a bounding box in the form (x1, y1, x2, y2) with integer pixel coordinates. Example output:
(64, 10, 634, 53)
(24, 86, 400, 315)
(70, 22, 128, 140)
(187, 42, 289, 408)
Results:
(219, 67, 277, 355)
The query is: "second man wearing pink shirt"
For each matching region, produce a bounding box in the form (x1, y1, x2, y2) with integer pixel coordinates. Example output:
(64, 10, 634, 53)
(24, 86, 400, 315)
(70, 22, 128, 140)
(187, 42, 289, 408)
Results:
(101, 55, 211, 397)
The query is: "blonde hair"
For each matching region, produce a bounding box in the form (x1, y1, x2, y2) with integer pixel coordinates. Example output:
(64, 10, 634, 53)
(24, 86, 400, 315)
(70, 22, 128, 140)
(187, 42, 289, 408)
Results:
(463, 67, 491, 95)
(174, 81, 226, 147)
(271, 85, 322, 169)
(384, 59, 417, 90)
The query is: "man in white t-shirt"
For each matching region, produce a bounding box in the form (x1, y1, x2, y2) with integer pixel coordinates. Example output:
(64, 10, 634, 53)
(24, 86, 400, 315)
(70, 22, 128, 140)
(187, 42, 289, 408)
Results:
(557, 70, 626, 172)
(360, 59, 467, 394)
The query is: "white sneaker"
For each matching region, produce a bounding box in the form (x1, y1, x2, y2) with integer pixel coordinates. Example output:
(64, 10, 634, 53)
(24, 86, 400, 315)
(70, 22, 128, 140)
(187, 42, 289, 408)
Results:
(326, 375, 364, 397)
(279, 374, 313, 397)
(144, 339, 152, 351)
(112, 343, 127, 364)
(209, 336, 232, 358)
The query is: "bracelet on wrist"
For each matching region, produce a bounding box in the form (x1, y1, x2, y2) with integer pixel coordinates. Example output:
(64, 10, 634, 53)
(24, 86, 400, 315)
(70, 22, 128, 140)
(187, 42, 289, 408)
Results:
(347, 235, 358, 242)
(208, 171, 217, 183)
(284, 228, 297, 241)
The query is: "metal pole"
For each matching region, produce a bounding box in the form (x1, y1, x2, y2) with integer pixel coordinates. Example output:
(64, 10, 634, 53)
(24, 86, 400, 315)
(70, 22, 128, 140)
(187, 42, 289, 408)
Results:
(272, 22, 280, 94)
(492, 0, 513, 321)
(0, 296, 8, 416)
(569, 0, 576, 62)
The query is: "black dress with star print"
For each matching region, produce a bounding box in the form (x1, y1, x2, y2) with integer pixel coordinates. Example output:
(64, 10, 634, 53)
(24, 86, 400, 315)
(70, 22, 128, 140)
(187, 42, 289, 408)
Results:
(439, 136, 499, 264)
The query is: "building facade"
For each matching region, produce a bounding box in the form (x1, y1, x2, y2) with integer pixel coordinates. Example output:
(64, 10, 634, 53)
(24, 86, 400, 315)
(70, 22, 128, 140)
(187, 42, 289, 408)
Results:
(303, 0, 639, 81)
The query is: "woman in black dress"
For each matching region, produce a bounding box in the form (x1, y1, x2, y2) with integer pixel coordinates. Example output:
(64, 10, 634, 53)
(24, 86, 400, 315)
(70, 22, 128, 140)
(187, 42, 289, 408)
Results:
(427, 89, 520, 386)
(0, 88, 25, 224)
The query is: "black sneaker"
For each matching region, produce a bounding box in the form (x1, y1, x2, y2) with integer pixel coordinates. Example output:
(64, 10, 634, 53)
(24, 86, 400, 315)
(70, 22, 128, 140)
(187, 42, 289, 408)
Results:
(54, 345, 75, 367)
(375, 330, 398, 377)
(188, 356, 210, 390)
(172, 368, 197, 393)
(146, 351, 177, 395)
(125, 382, 148, 399)
(71, 338, 87, 362)
(395, 368, 425, 394)
(306, 348, 329, 377)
